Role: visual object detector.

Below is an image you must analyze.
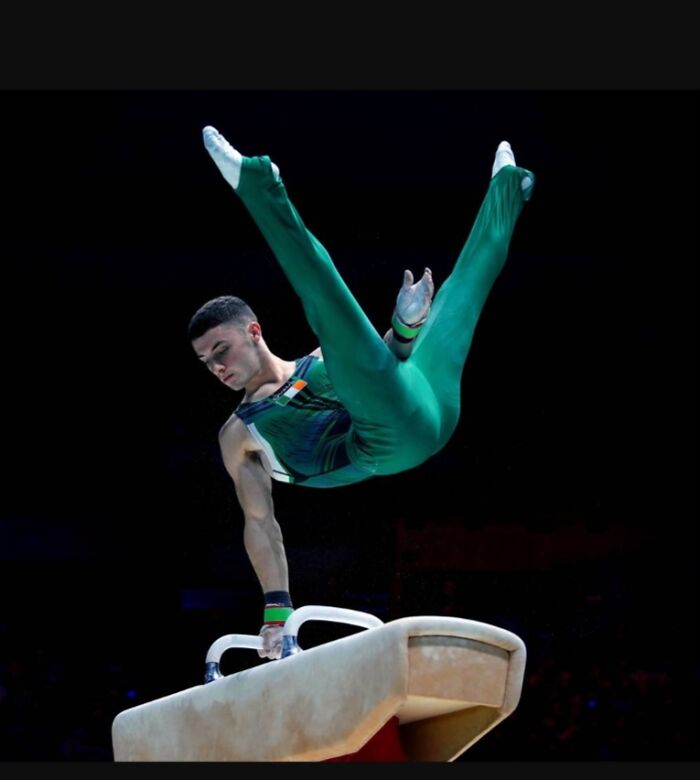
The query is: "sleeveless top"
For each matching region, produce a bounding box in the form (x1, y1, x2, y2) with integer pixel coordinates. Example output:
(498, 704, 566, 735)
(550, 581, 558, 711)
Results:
(234, 354, 374, 488)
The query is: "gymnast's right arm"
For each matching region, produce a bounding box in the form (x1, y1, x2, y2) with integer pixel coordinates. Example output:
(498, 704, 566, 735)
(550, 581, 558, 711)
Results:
(219, 418, 292, 660)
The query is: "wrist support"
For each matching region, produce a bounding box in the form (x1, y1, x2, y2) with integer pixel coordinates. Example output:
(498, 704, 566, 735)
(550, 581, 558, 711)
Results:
(263, 590, 294, 625)
(391, 311, 425, 341)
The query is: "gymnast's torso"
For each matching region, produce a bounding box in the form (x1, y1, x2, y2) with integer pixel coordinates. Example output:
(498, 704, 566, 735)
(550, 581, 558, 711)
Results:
(232, 354, 375, 487)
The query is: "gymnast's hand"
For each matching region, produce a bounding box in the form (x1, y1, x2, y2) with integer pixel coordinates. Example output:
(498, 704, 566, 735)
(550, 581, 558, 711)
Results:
(395, 267, 434, 327)
(258, 623, 284, 660)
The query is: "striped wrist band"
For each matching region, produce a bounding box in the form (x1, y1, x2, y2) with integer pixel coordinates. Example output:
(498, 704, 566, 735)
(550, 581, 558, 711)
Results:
(264, 605, 294, 624)
(391, 312, 424, 340)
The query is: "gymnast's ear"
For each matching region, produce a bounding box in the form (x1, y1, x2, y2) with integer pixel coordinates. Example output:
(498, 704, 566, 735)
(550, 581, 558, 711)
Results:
(247, 321, 262, 341)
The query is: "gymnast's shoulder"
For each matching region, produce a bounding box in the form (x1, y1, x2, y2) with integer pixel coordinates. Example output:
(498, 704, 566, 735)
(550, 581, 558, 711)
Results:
(218, 413, 261, 461)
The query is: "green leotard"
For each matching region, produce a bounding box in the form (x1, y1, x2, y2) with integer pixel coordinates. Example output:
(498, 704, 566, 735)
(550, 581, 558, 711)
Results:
(234, 353, 371, 487)
(234, 156, 534, 486)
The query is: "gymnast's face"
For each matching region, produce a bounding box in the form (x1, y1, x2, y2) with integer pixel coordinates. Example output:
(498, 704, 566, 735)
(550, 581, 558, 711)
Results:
(192, 322, 262, 391)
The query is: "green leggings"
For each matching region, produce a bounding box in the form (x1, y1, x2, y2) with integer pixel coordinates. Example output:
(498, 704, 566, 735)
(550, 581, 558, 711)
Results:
(236, 157, 533, 476)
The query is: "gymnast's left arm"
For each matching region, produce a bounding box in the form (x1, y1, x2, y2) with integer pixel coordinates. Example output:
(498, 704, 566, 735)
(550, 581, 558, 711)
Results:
(219, 417, 293, 659)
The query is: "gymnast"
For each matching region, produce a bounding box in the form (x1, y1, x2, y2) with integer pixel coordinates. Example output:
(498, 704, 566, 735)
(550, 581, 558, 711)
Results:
(189, 126, 535, 660)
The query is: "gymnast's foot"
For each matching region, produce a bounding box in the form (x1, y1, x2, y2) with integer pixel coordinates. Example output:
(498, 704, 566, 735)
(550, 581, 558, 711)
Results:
(395, 267, 434, 328)
(491, 140, 535, 200)
(202, 125, 280, 190)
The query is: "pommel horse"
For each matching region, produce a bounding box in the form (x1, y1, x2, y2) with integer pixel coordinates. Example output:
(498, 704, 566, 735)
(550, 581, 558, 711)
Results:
(112, 605, 526, 761)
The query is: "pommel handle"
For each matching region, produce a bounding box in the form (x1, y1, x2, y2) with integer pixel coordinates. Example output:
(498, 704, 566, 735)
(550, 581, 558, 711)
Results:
(204, 634, 264, 683)
(281, 605, 383, 658)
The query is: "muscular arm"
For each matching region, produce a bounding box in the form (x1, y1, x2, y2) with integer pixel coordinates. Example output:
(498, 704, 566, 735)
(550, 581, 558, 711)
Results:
(219, 418, 289, 593)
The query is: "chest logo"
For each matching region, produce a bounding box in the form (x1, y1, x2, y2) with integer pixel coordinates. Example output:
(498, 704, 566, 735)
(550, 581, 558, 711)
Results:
(272, 377, 308, 406)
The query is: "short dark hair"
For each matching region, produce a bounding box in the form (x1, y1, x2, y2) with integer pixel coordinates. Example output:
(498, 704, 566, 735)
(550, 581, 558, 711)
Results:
(188, 295, 258, 341)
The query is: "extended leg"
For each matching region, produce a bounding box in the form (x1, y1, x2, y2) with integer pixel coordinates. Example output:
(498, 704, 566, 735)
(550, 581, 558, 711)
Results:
(202, 127, 410, 432)
(410, 142, 535, 445)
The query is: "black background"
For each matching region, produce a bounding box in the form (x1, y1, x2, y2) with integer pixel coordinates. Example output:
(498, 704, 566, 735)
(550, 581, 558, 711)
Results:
(0, 89, 696, 761)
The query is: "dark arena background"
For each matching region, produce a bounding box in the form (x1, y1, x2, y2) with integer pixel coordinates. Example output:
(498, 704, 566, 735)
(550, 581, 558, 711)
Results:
(0, 90, 696, 762)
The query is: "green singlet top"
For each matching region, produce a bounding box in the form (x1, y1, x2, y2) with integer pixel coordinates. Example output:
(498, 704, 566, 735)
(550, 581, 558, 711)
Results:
(234, 354, 375, 488)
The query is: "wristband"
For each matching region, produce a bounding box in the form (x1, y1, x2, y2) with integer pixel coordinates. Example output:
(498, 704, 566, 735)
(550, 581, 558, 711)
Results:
(263, 590, 294, 625)
(391, 312, 424, 340)
(263, 606, 294, 624)
(264, 590, 293, 607)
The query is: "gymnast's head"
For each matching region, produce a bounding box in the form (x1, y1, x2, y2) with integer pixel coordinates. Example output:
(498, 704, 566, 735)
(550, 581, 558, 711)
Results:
(189, 295, 266, 391)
